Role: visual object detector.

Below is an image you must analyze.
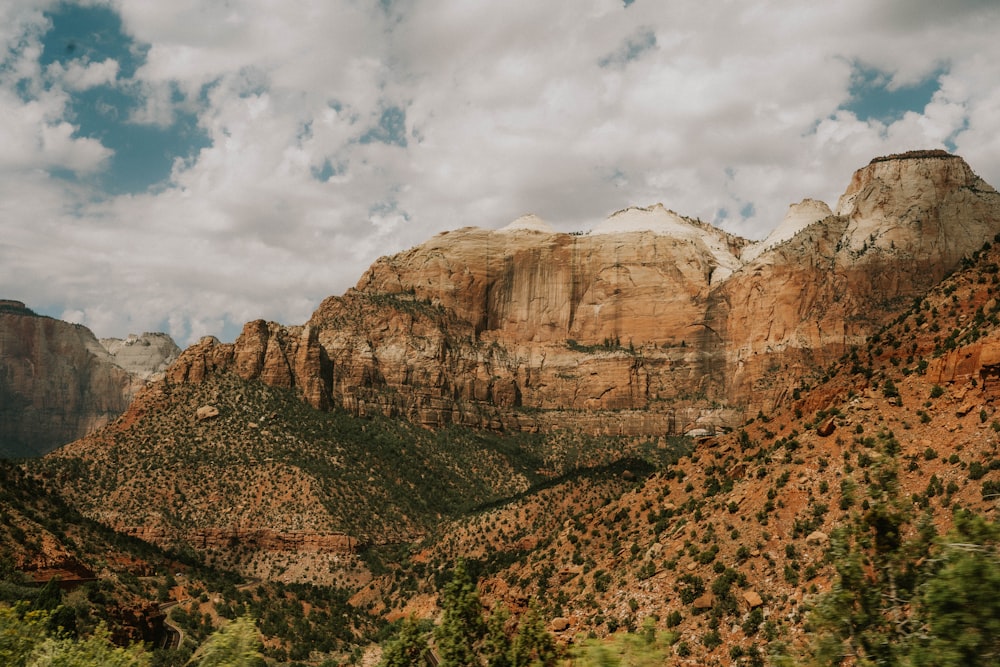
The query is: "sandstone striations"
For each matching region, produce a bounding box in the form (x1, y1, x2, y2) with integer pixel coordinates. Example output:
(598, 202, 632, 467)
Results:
(167, 320, 332, 410)
(0, 301, 179, 457)
(99, 332, 180, 380)
(167, 151, 1000, 434)
(716, 151, 1000, 412)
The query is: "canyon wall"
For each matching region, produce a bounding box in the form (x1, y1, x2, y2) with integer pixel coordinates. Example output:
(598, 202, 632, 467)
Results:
(0, 301, 179, 456)
(161, 151, 1000, 434)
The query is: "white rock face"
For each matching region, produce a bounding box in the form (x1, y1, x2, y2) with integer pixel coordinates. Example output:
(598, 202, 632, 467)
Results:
(589, 204, 744, 284)
(590, 204, 695, 236)
(742, 199, 832, 263)
(498, 214, 554, 234)
(100, 332, 181, 380)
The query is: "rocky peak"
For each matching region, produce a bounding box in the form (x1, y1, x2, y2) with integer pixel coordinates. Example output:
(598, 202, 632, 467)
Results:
(835, 150, 997, 258)
(100, 333, 181, 380)
(166, 319, 332, 410)
(0, 299, 33, 315)
(498, 214, 554, 234)
(135, 152, 1000, 435)
(741, 198, 833, 264)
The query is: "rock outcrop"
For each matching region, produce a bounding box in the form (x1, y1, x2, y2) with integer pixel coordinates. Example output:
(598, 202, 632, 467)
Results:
(715, 150, 1000, 412)
(99, 332, 180, 380)
(0, 301, 179, 456)
(161, 151, 1000, 434)
(167, 320, 332, 410)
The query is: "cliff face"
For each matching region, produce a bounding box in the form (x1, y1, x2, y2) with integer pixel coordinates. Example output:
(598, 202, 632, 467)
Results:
(100, 333, 181, 380)
(716, 151, 1000, 413)
(161, 151, 1000, 434)
(0, 301, 179, 456)
(166, 320, 331, 410)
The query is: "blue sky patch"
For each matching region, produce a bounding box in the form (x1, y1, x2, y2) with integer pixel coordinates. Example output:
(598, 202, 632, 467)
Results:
(842, 63, 945, 124)
(39, 3, 210, 194)
(599, 28, 657, 68)
(360, 105, 408, 147)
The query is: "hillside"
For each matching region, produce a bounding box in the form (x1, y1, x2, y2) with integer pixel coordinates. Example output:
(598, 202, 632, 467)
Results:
(40, 368, 685, 585)
(351, 231, 1000, 664)
(10, 150, 1000, 664)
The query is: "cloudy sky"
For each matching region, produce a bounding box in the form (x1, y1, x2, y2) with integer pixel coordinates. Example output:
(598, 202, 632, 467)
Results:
(2, 0, 999, 345)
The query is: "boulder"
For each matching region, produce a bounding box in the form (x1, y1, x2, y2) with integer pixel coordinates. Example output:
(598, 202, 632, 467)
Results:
(196, 405, 220, 421)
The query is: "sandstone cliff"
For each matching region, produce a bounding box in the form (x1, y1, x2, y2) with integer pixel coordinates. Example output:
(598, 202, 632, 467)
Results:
(161, 151, 1000, 434)
(100, 332, 180, 380)
(716, 150, 1000, 412)
(0, 301, 179, 456)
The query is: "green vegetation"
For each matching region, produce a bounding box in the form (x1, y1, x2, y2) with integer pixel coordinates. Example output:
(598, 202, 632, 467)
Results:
(802, 504, 1000, 665)
(378, 560, 557, 667)
(36, 373, 680, 547)
(0, 606, 267, 667)
(570, 618, 678, 665)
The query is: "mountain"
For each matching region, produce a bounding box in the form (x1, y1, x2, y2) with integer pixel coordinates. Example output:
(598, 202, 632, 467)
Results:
(0, 300, 180, 457)
(21, 150, 1000, 663)
(159, 151, 1000, 437)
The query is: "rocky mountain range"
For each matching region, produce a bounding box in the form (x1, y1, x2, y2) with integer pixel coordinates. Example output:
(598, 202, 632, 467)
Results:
(162, 150, 1000, 436)
(7, 149, 1000, 664)
(0, 300, 180, 457)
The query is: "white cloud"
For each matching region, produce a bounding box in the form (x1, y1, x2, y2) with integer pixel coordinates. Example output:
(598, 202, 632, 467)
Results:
(2, 0, 1000, 344)
(47, 57, 119, 90)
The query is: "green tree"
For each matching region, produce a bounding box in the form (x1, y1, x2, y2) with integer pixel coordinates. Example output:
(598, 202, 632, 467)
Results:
(509, 603, 556, 667)
(805, 509, 1000, 667)
(0, 606, 149, 667)
(194, 616, 264, 667)
(482, 607, 512, 667)
(908, 512, 1000, 666)
(435, 560, 485, 667)
(803, 460, 930, 666)
(379, 616, 429, 667)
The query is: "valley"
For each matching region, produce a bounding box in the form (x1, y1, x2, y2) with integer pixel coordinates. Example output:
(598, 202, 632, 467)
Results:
(4, 150, 1000, 665)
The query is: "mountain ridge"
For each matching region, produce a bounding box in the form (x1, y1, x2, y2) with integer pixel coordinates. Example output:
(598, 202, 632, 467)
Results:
(152, 150, 1000, 437)
(0, 302, 180, 456)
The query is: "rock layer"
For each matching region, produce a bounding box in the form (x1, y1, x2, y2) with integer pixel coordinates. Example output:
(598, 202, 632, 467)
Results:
(160, 151, 1000, 434)
(0, 302, 179, 456)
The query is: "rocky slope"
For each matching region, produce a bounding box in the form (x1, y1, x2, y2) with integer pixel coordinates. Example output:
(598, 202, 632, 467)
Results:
(165, 150, 1000, 435)
(0, 300, 179, 457)
(358, 234, 1000, 663)
(20, 150, 1000, 663)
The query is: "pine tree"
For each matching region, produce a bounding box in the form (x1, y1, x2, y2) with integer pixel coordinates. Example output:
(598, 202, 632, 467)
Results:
(483, 607, 512, 667)
(908, 511, 1000, 666)
(435, 559, 486, 667)
(380, 616, 429, 667)
(195, 615, 264, 667)
(509, 602, 557, 667)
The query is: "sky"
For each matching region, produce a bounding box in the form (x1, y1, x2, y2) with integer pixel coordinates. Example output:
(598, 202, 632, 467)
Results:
(2, 1, 999, 345)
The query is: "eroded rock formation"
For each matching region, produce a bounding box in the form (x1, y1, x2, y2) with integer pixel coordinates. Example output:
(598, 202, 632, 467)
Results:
(160, 151, 1000, 434)
(0, 302, 178, 456)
